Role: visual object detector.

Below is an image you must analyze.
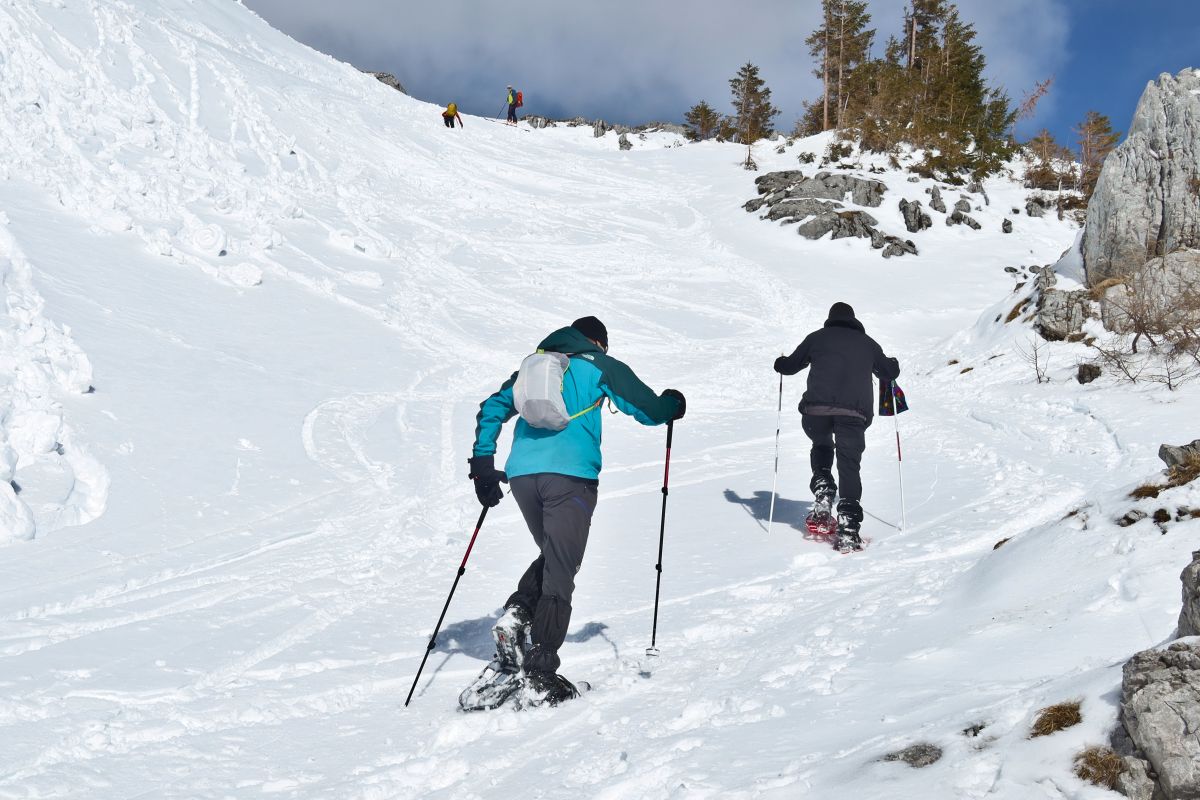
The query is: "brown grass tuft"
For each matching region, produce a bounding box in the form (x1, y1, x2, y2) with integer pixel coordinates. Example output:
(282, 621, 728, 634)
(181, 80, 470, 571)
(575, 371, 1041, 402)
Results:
(1088, 276, 1127, 301)
(1130, 483, 1163, 499)
(1006, 299, 1030, 323)
(1167, 451, 1200, 488)
(1030, 701, 1082, 738)
(1073, 746, 1126, 789)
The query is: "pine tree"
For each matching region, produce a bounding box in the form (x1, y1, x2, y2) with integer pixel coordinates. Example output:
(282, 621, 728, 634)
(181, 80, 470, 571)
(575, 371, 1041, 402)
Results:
(1025, 128, 1066, 190)
(683, 101, 722, 142)
(1074, 110, 1121, 197)
(805, 0, 873, 132)
(728, 62, 780, 144)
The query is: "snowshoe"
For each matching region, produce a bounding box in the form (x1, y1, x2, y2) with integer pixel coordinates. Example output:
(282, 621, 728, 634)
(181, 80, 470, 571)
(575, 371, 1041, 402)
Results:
(492, 604, 531, 671)
(458, 659, 522, 712)
(512, 670, 589, 710)
(804, 497, 837, 541)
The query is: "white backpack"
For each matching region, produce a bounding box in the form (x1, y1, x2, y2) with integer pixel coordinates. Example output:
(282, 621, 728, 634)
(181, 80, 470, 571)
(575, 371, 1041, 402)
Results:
(513, 351, 601, 430)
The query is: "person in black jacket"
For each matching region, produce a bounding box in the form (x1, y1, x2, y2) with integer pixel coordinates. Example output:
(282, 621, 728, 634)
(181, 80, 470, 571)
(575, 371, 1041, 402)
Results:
(773, 302, 900, 552)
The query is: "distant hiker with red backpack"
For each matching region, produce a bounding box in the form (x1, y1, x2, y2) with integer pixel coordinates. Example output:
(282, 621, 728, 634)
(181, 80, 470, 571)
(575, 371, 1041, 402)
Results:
(461, 317, 684, 709)
(773, 302, 900, 553)
(505, 85, 522, 124)
(441, 102, 463, 129)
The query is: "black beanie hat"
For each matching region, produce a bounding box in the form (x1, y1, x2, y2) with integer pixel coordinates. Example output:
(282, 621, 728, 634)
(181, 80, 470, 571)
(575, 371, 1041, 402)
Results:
(571, 316, 608, 349)
(828, 302, 856, 321)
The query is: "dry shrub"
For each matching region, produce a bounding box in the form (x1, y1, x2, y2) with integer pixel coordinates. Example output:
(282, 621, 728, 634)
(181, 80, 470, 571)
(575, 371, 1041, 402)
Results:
(1006, 299, 1030, 323)
(1167, 450, 1200, 487)
(1130, 483, 1163, 499)
(1030, 701, 1082, 737)
(1073, 746, 1125, 789)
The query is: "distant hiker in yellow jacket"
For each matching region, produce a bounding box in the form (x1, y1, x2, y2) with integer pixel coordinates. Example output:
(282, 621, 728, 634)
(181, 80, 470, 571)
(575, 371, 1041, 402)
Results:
(442, 103, 463, 129)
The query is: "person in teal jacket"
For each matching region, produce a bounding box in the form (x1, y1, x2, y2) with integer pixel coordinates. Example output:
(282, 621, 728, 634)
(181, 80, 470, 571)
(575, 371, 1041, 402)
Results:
(469, 316, 684, 704)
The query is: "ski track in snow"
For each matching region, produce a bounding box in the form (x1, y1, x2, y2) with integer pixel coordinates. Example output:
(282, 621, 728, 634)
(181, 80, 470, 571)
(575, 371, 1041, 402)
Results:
(0, 1, 1196, 798)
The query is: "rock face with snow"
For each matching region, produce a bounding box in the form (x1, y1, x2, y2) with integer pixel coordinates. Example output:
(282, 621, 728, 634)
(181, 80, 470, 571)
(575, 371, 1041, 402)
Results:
(1180, 549, 1200, 638)
(746, 171, 914, 257)
(1083, 68, 1200, 286)
(1033, 267, 1091, 341)
(1116, 641, 1200, 800)
(1099, 248, 1200, 332)
(365, 71, 406, 95)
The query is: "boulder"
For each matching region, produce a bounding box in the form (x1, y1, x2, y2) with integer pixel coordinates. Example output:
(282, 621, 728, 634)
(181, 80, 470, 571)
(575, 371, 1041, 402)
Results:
(1026, 198, 1048, 218)
(880, 237, 918, 258)
(1036, 288, 1091, 341)
(899, 199, 932, 232)
(618, 133, 632, 151)
(1083, 69, 1200, 287)
(1002, 218, 1014, 234)
(1077, 363, 1101, 384)
(1119, 642, 1200, 800)
(929, 186, 947, 214)
(1180, 549, 1200, 638)
(797, 209, 878, 241)
(1159, 440, 1200, 470)
(946, 211, 982, 230)
(954, 197, 972, 214)
(592, 120, 608, 138)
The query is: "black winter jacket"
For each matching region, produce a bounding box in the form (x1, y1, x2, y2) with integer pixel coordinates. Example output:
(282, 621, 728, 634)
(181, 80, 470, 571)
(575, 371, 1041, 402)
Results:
(776, 310, 900, 425)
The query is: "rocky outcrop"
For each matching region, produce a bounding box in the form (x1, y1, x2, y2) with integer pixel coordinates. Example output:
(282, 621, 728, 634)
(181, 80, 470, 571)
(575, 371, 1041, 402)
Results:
(1083, 68, 1200, 286)
(899, 199, 932, 232)
(1117, 642, 1200, 800)
(745, 171, 914, 257)
(1026, 197, 1049, 218)
(1180, 549, 1200, 638)
(365, 71, 407, 94)
(1098, 249, 1200, 332)
(954, 197, 972, 214)
(618, 133, 632, 151)
(1033, 268, 1091, 340)
(1159, 440, 1200, 471)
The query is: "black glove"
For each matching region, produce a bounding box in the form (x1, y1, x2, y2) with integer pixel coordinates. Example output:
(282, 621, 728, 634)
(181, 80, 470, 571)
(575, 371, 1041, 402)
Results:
(773, 356, 788, 374)
(467, 455, 508, 507)
(662, 388, 686, 421)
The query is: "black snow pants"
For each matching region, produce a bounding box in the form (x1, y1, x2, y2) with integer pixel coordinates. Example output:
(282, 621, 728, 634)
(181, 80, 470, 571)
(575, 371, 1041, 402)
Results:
(506, 473, 597, 674)
(801, 413, 866, 520)
(507, 104, 518, 123)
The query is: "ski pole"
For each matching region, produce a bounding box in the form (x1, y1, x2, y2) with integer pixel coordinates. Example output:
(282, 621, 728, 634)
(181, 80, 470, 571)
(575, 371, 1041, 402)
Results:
(405, 506, 489, 707)
(647, 420, 674, 657)
(767, 372, 783, 534)
(892, 382, 906, 531)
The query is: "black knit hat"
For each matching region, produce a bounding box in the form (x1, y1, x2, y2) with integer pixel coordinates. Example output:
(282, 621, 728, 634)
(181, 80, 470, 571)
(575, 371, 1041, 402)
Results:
(571, 316, 608, 350)
(828, 302, 856, 321)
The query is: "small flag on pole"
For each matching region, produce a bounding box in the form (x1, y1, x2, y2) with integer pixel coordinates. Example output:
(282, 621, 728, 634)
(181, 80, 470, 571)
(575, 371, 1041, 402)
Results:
(878, 380, 909, 416)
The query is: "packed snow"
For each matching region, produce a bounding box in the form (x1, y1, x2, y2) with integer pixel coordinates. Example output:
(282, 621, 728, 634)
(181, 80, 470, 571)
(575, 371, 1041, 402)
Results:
(0, 1, 1196, 798)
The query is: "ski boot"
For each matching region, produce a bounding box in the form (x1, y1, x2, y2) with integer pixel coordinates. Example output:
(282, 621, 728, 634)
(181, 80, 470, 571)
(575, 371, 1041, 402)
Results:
(834, 500, 864, 553)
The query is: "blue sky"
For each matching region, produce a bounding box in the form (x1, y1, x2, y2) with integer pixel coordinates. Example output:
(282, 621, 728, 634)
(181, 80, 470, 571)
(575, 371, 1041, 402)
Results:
(243, 0, 1198, 153)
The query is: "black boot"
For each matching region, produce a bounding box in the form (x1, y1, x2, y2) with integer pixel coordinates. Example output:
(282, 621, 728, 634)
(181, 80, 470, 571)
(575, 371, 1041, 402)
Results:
(834, 499, 864, 553)
(518, 645, 581, 707)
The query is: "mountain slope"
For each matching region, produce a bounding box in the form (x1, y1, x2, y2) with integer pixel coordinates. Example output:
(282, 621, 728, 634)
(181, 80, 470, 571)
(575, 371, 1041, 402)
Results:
(0, 2, 1195, 798)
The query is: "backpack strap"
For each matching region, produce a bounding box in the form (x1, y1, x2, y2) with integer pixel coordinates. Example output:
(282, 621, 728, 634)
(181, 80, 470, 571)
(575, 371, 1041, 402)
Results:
(562, 353, 605, 421)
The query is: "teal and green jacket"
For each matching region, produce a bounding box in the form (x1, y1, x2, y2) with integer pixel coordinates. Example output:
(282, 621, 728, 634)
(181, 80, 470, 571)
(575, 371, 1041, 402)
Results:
(473, 327, 679, 481)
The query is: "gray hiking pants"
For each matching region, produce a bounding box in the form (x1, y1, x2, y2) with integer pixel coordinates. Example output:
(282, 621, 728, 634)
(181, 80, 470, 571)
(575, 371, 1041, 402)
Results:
(506, 473, 598, 673)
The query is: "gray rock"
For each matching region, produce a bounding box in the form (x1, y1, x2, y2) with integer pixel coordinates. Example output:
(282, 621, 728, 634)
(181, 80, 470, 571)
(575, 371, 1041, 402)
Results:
(1120, 642, 1200, 800)
(1003, 218, 1014, 234)
(763, 198, 841, 223)
(797, 209, 879, 241)
(743, 197, 767, 213)
(365, 71, 407, 94)
(906, 176, 921, 183)
(954, 197, 972, 214)
(592, 120, 608, 138)
(882, 743, 942, 768)
(1099, 249, 1200, 333)
(880, 237, 918, 258)
(1078, 363, 1102, 384)
(946, 211, 982, 230)
(1036, 288, 1091, 340)
(618, 133, 632, 151)
(1159, 440, 1200, 470)
(899, 199, 932, 233)
(1180, 550, 1200, 638)
(1083, 69, 1200, 286)
(1026, 198, 1048, 218)
(929, 186, 947, 214)
(753, 171, 886, 207)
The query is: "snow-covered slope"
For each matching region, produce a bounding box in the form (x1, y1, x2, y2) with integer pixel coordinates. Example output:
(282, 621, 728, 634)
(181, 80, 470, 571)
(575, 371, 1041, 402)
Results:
(1, 2, 1196, 798)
